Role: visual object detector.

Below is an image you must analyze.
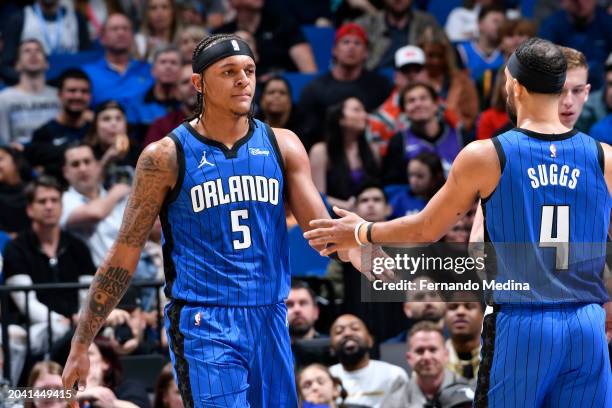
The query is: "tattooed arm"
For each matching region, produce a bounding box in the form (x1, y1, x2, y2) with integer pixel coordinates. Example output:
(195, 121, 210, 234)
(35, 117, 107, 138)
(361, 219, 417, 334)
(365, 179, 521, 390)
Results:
(62, 138, 177, 393)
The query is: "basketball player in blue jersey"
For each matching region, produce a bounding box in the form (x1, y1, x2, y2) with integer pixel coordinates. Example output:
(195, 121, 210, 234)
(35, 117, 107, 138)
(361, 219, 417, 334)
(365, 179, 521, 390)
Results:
(306, 37, 612, 407)
(62, 34, 359, 407)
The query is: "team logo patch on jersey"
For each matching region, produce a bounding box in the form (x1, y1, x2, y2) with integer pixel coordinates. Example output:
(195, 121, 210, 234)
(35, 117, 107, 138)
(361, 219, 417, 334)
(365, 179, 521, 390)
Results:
(198, 151, 215, 168)
(249, 148, 270, 156)
(194, 311, 201, 326)
(550, 144, 557, 158)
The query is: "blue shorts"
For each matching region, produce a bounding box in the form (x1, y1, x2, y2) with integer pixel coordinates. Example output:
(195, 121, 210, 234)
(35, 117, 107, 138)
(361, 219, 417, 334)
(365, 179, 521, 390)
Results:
(475, 303, 612, 407)
(165, 301, 298, 408)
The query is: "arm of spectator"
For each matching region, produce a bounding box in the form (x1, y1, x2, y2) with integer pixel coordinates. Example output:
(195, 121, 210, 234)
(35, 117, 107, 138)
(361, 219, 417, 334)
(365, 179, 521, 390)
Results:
(64, 183, 131, 227)
(289, 43, 318, 73)
(308, 142, 356, 211)
(5, 274, 69, 326)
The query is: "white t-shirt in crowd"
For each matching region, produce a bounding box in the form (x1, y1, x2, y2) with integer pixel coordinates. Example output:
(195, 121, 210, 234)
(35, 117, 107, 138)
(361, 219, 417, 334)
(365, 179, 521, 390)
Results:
(60, 186, 127, 267)
(330, 360, 409, 408)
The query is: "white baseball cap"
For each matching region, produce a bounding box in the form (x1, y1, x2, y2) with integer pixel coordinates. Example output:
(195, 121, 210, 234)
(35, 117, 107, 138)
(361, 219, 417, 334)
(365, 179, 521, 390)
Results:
(395, 45, 425, 69)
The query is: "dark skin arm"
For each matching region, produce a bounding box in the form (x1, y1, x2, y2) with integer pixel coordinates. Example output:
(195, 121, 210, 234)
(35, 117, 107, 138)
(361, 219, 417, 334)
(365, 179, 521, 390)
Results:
(273, 127, 360, 268)
(62, 138, 177, 395)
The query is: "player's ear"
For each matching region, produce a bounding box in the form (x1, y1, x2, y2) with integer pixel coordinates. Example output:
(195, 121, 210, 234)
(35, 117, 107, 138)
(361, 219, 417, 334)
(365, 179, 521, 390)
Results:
(584, 83, 591, 102)
(191, 73, 203, 93)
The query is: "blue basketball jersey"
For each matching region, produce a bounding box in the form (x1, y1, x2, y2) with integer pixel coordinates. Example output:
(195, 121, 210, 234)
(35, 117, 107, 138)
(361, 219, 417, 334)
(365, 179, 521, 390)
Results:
(456, 41, 504, 82)
(483, 128, 611, 304)
(160, 119, 290, 306)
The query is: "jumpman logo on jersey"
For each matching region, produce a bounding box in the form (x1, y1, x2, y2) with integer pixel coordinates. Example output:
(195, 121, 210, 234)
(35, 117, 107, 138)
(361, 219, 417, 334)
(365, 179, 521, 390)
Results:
(198, 151, 215, 168)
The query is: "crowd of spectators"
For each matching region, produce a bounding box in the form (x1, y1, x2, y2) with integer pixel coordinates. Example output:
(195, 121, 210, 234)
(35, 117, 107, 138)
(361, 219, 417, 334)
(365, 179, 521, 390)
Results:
(0, 0, 611, 407)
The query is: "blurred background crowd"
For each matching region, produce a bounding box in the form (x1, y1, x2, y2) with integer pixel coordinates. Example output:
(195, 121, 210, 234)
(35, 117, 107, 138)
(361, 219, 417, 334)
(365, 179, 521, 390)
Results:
(0, 0, 611, 407)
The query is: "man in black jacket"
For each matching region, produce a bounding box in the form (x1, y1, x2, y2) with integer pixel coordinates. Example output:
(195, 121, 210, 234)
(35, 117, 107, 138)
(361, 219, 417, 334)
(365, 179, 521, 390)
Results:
(2, 176, 96, 354)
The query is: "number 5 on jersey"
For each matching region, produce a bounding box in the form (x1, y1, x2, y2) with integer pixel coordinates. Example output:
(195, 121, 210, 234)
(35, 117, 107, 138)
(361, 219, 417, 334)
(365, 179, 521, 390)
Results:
(231, 209, 251, 250)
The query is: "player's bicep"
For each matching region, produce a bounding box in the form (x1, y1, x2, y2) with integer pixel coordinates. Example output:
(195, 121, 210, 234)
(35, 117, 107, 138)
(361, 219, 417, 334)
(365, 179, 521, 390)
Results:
(276, 129, 330, 230)
(117, 138, 177, 248)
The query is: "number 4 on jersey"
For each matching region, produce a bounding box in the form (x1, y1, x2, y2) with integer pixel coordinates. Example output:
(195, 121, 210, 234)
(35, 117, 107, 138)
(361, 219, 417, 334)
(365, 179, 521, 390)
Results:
(539, 205, 569, 270)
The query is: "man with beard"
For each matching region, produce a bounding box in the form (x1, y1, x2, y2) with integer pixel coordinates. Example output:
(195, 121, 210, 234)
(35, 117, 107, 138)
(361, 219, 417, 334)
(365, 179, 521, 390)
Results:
(287, 280, 321, 342)
(444, 295, 484, 382)
(26, 69, 93, 181)
(307, 37, 612, 406)
(329, 314, 408, 408)
(381, 321, 473, 408)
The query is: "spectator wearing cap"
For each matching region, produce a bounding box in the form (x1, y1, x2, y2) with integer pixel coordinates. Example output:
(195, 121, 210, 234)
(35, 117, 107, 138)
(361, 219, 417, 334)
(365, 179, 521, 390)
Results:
(83, 13, 153, 107)
(456, 5, 505, 110)
(381, 321, 474, 408)
(26, 69, 93, 181)
(369, 45, 428, 156)
(298, 23, 393, 150)
(0, 0, 92, 85)
(355, 0, 445, 71)
(539, 0, 612, 91)
(0, 39, 61, 147)
(577, 52, 612, 133)
(214, 0, 317, 77)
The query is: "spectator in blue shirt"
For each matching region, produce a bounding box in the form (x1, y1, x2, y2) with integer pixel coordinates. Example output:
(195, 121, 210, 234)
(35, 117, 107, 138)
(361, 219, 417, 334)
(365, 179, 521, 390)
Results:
(456, 5, 506, 109)
(124, 45, 181, 129)
(539, 0, 612, 91)
(83, 13, 153, 107)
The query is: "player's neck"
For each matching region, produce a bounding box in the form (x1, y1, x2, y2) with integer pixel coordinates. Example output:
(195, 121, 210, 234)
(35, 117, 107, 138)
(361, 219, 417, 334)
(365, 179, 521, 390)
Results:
(196, 111, 250, 147)
(516, 101, 569, 134)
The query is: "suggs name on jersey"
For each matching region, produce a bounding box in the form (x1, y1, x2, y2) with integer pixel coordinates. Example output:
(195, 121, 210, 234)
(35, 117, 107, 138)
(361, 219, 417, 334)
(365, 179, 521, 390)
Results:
(527, 164, 580, 189)
(190, 175, 280, 212)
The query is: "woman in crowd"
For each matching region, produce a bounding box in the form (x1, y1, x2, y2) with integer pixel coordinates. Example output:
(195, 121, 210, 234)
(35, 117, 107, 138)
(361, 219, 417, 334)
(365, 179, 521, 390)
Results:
(257, 76, 300, 134)
(25, 361, 66, 408)
(0, 146, 30, 235)
(419, 38, 479, 132)
(309, 97, 379, 211)
(297, 363, 347, 408)
(175, 25, 208, 64)
(153, 363, 183, 408)
(84, 101, 137, 186)
(135, 0, 180, 61)
(498, 18, 536, 59)
(388, 151, 445, 219)
(77, 337, 151, 408)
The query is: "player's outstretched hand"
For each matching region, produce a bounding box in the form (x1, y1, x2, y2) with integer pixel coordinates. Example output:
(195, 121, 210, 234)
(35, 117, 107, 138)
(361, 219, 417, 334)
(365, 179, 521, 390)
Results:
(304, 206, 364, 254)
(62, 343, 91, 408)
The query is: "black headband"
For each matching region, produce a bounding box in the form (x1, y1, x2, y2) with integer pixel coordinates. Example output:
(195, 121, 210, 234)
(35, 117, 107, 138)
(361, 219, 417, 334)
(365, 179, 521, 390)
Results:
(507, 52, 566, 94)
(192, 38, 255, 74)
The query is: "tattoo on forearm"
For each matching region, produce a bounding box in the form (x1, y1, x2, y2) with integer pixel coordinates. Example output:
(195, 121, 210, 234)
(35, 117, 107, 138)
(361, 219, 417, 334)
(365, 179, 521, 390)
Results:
(74, 266, 131, 345)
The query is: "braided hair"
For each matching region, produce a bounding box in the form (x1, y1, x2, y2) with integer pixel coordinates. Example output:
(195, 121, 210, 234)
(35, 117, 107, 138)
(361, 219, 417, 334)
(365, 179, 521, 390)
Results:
(188, 33, 254, 122)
